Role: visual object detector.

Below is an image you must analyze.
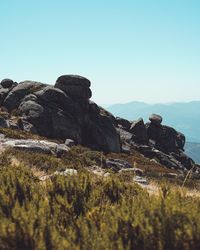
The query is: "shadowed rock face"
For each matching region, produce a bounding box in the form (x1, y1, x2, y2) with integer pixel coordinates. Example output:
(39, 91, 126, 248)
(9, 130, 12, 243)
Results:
(0, 75, 121, 153)
(130, 118, 148, 144)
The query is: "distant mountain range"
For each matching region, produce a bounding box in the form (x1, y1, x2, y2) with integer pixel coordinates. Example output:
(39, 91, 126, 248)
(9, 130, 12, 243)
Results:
(106, 101, 200, 163)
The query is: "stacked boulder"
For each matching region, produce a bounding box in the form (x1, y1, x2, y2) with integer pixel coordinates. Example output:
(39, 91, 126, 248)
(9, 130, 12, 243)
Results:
(0, 75, 121, 153)
(116, 114, 195, 171)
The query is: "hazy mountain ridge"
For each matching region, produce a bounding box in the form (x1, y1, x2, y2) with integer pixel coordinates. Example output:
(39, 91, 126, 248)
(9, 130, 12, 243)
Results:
(185, 142, 200, 164)
(107, 101, 200, 143)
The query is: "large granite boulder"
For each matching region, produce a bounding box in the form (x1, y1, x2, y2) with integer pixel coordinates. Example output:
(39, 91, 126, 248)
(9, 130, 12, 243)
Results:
(19, 94, 82, 142)
(3, 81, 46, 112)
(55, 75, 92, 100)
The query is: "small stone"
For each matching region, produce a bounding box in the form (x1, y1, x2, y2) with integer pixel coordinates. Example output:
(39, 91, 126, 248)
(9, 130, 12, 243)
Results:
(54, 169, 78, 176)
(65, 139, 75, 147)
(106, 159, 132, 172)
(119, 168, 144, 176)
(0, 133, 5, 140)
(133, 176, 148, 185)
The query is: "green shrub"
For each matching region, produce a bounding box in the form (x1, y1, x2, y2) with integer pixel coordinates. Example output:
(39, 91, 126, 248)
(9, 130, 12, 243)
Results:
(0, 164, 199, 249)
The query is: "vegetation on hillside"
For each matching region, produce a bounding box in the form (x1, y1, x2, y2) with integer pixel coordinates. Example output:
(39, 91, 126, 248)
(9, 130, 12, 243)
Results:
(0, 147, 200, 249)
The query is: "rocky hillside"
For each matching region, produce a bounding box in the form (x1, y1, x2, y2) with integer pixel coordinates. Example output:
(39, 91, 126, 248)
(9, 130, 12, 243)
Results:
(0, 76, 197, 173)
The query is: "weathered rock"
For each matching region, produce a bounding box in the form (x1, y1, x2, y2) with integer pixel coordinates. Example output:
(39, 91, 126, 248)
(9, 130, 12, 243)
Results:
(131, 142, 186, 170)
(146, 122, 163, 143)
(119, 167, 144, 176)
(143, 148, 186, 170)
(0, 139, 70, 156)
(106, 158, 132, 172)
(116, 117, 131, 130)
(3, 81, 46, 112)
(117, 127, 133, 143)
(1, 139, 54, 154)
(87, 165, 110, 177)
(55, 75, 92, 100)
(0, 79, 17, 89)
(170, 151, 194, 170)
(0, 88, 11, 105)
(19, 99, 49, 134)
(130, 118, 148, 143)
(149, 114, 163, 125)
(19, 119, 38, 134)
(65, 139, 75, 147)
(34, 86, 74, 112)
(133, 176, 148, 185)
(56, 144, 71, 157)
(82, 113, 120, 153)
(51, 110, 82, 142)
(164, 173, 178, 179)
(99, 107, 117, 126)
(88, 100, 100, 114)
(121, 144, 131, 154)
(9, 119, 19, 130)
(0, 133, 5, 140)
(176, 132, 185, 150)
(146, 122, 185, 153)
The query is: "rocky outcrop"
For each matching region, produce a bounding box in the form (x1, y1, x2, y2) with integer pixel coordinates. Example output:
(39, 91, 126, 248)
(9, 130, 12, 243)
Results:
(0, 75, 195, 172)
(0, 76, 121, 153)
(116, 113, 195, 171)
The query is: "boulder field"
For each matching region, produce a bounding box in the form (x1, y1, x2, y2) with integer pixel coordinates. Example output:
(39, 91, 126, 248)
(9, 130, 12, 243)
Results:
(0, 76, 196, 172)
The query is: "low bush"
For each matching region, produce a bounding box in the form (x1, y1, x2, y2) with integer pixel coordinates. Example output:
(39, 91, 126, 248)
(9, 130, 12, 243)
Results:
(0, 164, 199, 249)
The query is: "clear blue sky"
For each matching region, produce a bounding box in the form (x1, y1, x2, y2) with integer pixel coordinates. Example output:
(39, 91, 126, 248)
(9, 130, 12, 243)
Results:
(1, 0, 200, 104)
